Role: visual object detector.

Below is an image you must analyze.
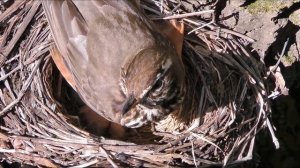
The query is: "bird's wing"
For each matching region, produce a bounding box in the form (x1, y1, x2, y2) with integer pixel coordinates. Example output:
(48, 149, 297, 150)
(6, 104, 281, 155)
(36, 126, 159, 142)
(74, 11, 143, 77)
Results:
(43, 0, 155, 122)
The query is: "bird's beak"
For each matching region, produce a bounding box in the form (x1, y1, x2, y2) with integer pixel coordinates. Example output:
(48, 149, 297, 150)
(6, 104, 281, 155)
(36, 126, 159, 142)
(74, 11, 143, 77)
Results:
(122, 94, 137, 115)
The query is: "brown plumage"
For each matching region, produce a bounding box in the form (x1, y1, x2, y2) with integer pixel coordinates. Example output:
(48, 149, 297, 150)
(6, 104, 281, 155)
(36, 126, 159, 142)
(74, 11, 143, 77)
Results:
(43, 0, 185, 128)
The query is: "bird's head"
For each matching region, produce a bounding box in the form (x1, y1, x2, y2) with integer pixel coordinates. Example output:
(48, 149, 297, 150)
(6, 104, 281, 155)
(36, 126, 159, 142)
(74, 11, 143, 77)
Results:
(119, 41, 185, 128)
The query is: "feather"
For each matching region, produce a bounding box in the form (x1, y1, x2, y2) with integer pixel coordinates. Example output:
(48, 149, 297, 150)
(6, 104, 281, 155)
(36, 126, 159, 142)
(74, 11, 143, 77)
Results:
(43, 0, 157, 123)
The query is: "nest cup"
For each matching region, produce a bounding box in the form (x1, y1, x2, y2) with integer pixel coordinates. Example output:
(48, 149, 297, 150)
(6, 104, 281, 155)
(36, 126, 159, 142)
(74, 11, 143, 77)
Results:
(0, 1, 277, 167)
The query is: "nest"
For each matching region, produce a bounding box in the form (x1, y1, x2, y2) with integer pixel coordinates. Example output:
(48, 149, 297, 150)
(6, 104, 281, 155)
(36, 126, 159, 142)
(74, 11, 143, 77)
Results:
(0, 1, 278, 167)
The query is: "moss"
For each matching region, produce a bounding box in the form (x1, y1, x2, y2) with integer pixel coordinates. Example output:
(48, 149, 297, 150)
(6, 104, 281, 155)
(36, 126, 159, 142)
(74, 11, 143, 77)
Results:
(281, 51, 296, 66)
(246, 0, 287, 14)
(289, 11, 300, 25)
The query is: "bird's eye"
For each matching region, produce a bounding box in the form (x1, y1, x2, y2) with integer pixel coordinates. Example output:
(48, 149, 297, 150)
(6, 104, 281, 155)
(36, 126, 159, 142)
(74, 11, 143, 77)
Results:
(152, 79, 163, 91)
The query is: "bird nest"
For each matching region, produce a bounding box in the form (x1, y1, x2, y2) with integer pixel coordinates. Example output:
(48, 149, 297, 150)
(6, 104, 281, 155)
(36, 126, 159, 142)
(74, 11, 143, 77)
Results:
(0, 1, 278, 167)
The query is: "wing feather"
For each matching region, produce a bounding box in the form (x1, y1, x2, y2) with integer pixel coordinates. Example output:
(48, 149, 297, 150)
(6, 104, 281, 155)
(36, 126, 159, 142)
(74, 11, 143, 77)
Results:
(43, 0, 156, 122)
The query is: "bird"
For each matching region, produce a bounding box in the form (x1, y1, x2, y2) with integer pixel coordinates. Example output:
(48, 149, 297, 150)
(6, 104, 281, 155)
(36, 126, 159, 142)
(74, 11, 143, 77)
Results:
(43, 0, 185, 128)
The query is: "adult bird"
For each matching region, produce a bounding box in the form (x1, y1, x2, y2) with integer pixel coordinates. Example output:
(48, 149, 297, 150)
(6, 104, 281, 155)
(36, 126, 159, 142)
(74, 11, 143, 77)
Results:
(43, 0, 185, 128)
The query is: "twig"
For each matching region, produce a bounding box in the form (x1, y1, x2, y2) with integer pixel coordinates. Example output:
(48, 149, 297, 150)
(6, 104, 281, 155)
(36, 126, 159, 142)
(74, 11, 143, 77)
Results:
(184, 18, 255, 42)
(70, 159, 99, 168)
(154, 10, 214, 20)
(0, 0, 26, 22)
(191, 141, 198, 168)
(100, 146, 119, 168)
(0, 58, 42, 116)
(0, 1, 41, 63)
(270, 38, 290, 73)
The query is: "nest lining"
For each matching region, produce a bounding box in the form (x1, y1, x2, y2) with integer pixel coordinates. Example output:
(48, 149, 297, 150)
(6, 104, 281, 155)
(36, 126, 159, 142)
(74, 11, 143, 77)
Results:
(0, 0, 278, 167)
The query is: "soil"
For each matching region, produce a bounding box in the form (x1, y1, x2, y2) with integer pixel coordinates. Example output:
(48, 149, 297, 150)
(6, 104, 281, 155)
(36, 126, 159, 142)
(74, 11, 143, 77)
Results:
(218, 0, 300, 167)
